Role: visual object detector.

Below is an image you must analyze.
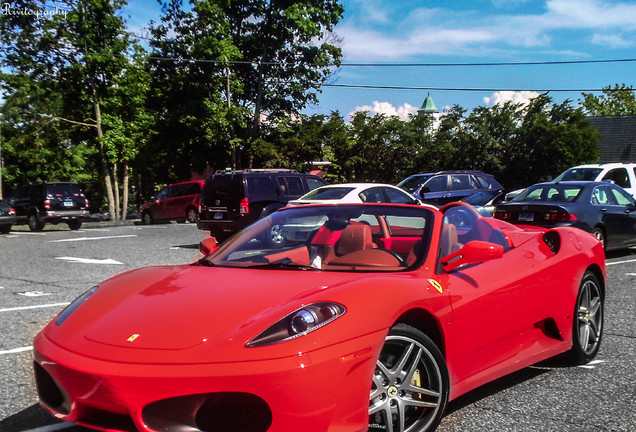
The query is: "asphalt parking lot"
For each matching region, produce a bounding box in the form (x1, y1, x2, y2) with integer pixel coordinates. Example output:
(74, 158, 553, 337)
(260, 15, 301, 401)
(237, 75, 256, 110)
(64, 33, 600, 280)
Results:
(0, 222, 634, 432)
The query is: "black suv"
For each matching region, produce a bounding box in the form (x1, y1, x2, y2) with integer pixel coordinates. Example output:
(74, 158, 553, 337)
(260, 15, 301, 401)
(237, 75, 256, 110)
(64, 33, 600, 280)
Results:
(197, 169, 328, 242)
(9, 182, 89, 231)
(397, 170, 503, 206)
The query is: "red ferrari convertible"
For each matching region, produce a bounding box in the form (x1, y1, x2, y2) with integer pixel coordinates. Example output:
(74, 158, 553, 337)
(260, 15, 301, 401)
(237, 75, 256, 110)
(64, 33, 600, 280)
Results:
(33, 202, 605, 432)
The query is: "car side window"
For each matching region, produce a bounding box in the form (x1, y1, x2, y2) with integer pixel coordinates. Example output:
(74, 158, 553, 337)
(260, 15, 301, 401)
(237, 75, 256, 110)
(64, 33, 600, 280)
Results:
(359, 187, 384, 203)
(609, 186, 636, 206)
(450, 174, 476, 191)
(155, 187, 170, 200)
(474, 175, 491, 188)
(591, 186, 613, 205)
(382, 187, 414, 204)
(248, 176, 278, 196)
(424, 176, 448, 193)
(283, 176, 304, 195)
(603, 168, 630, 188)
(306, 176, 328, 191)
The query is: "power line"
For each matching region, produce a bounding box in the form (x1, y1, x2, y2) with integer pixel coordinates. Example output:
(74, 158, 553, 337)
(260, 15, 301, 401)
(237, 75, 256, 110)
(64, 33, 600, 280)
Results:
(338, 58, 636, 67)
(321, 83, 635, 93)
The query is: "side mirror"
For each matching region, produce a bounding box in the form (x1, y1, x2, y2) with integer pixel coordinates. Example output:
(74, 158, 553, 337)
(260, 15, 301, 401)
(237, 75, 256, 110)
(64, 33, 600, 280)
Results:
(199, 237, 219, 255)
(441, 240, 504, 272)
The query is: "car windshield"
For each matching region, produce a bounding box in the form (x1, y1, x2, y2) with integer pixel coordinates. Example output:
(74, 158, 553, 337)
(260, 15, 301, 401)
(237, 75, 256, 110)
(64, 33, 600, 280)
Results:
(202, 204, 433, 272)
(300, 187, 355, 200)
(397, 175, 431, 193)
(512, 184, 584, 203)
(554, 168, 603, 181)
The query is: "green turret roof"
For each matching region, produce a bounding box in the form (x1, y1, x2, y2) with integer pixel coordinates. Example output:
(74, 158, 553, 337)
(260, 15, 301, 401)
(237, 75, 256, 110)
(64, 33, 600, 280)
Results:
(418, 93, 439, 115)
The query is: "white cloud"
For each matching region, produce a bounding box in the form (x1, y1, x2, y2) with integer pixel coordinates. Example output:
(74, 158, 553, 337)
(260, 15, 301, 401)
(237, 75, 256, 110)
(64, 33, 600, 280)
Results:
(348, 101, 418, 121)
(591, 33, 634, 49)
(483, 91, 541, 106)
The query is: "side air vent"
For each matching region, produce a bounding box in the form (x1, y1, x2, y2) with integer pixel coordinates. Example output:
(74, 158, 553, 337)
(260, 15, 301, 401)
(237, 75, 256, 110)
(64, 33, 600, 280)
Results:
(542, 231, 561, 255)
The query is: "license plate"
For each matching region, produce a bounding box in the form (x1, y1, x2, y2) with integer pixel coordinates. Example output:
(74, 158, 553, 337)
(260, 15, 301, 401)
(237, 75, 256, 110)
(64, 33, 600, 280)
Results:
(63, 201, 74, 207)
(518, 212, 534, 222)
(213, 212, 223, 220)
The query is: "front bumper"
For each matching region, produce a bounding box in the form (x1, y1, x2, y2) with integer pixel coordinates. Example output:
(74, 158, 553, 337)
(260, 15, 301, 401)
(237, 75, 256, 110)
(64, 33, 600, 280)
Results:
(33, 330, 384, 432)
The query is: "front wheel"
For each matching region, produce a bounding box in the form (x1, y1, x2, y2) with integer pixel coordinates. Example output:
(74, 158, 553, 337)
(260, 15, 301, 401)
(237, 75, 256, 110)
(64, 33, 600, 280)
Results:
(591, 227, 606, 250)
(142, 211, 153, 225)
(568, 271, 604, 365)
(369, 324, 449, 432)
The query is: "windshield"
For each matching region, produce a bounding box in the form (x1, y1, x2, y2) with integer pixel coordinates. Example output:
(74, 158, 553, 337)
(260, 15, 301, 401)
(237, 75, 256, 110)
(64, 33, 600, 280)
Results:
(554, 168, 602, 181)
(397, 175, 431, 193)
(300, 187, 355, 200)
(202, 205, 434, 272)
(512, 184, 584, 203)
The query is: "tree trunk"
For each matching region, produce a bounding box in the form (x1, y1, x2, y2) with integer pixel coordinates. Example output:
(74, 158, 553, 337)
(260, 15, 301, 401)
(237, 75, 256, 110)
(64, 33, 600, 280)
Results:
(91, 83, 116, 219)
(122, 162, 129, 221)
(113, 162, 120, 221)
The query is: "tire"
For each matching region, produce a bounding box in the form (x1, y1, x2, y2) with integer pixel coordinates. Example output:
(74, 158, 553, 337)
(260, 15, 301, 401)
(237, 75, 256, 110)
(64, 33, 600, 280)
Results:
(591, 227, 606, 250)
(186, 207, 198, 223)
(0, 225, 11, 234)
(369, 324, 449, 432)
(567, 271, 604, 365)
(142, 211, 153, 225)
(67, 220, 82, 230)
(28, 213, 45, 232)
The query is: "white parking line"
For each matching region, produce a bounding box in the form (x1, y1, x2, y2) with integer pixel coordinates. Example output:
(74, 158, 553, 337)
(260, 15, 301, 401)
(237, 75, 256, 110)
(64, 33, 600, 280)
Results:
(0, 346, 32, 355)
(49, 234, 137, 243)
(19, 422, 74, 432)
(0, 302, 69, 313)
(606, 258, 636, 266)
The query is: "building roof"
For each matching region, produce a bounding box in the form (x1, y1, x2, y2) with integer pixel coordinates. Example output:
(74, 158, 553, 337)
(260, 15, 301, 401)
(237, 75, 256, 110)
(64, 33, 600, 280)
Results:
(587, 115, 636, 163)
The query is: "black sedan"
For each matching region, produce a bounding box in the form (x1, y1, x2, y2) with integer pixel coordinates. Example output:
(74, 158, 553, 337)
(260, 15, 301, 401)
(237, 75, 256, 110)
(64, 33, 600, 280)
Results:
(0, 199, 17, 234)
(493, 181, 636, 251)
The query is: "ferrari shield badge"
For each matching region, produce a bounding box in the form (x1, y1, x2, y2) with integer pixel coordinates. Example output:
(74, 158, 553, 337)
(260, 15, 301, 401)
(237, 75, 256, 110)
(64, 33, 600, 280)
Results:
(127, 334, 140, 343)
(427, 279, 443, 294)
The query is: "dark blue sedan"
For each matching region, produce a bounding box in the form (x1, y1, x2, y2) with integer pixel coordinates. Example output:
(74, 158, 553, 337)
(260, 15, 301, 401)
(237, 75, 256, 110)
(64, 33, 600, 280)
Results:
(493, 181, 636, 251)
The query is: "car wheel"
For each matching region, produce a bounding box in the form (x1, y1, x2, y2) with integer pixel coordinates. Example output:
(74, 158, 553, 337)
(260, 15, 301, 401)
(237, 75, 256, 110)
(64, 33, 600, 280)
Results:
(67, 220, 82, 230)
(568, 271, 603, 365)
(142, 211, 153, 225)
(28, 213, 45, 232)
(369, 324, 449, 432)
(591, 227, 606, 250)
(0, 225, 11, 234)
(186, 207, 198, 223)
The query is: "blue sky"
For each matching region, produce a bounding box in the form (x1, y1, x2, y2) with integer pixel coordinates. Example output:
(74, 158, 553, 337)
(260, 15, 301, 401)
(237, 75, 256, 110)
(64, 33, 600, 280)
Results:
(122, 0, 636, 119)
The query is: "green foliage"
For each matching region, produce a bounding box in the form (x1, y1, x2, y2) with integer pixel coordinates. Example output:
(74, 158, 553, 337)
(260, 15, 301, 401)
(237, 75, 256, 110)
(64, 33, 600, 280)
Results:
(581, 84, 636, 116)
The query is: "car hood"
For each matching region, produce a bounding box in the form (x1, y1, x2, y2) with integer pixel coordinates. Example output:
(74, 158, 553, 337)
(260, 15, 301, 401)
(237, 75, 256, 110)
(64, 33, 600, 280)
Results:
(46, 265, 379, 360)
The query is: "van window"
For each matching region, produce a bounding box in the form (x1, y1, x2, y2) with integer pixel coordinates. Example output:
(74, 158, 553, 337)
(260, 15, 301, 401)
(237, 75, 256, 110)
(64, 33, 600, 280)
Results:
(247, 176, 278, 196)
(602, 168, 630, 188)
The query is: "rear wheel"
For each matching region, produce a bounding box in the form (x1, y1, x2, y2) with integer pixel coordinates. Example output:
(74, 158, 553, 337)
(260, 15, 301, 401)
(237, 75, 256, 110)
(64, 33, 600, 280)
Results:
(568, 271, 603, 365)
(186, 207, 198, 223)
(369, 324, 449, 432)
(591, 227, 606, 250)
(28, 213, 45, 232)
(67, 220, 82, 230)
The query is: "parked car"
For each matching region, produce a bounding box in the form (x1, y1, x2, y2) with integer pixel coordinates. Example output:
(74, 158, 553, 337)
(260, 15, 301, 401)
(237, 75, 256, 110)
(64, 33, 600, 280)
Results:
(493, 181, 636, 250)
(8, 182, 89, 231)
(0, 199, 17, 234)
(554, 163, 636, 196)
(140, 180, 204, 225)
(33, 202, 605, 432)
(397, 170, 503, 206)
(288, 183, 419, 206)
(461, 189, 524, 216)
(197, 169, 328, 242)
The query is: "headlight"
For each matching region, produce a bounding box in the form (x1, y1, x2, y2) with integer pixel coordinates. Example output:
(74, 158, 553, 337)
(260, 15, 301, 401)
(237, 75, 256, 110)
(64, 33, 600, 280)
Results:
(55, 286, 99, 326)
(247, 302, 346, 347)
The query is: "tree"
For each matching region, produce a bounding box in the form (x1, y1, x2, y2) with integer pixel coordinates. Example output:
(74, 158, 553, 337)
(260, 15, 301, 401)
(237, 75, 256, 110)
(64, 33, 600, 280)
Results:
(581, 84, 636, 116)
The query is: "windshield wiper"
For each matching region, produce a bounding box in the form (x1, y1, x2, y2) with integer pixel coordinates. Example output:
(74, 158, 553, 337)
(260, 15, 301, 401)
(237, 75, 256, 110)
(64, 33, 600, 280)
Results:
(247, 258, 319, 270)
